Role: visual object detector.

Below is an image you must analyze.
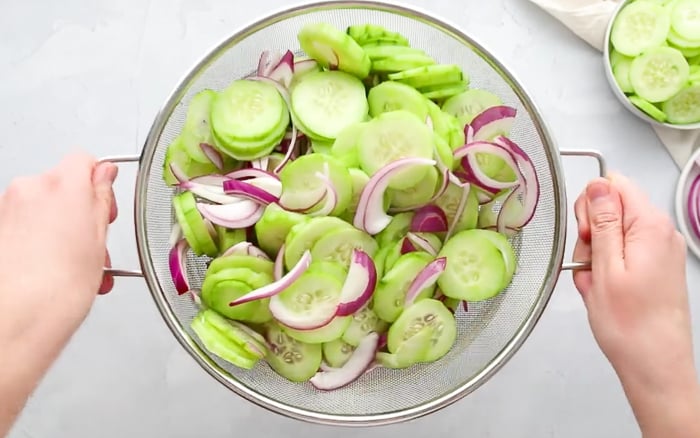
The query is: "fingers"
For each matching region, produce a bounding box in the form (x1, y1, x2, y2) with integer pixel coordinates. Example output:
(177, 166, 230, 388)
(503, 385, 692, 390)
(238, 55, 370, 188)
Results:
(572, 237, 593, 302)
(608, 172, 652, 232)
(585, 178, 625, 275)
(574, 192, 591, 242)
(98, 251, 114, 295)
(92, 162, 119, 232)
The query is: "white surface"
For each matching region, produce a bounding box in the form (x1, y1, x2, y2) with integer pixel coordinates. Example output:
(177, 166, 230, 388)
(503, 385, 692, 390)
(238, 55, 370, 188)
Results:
(1, 0, 699, 437)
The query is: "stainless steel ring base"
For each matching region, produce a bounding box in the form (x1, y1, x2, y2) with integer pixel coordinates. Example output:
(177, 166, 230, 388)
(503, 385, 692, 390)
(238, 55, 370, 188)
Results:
(119, 0, 603, 426)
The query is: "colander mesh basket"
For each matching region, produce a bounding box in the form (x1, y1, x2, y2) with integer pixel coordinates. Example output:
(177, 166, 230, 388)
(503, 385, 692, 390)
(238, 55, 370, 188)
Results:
(125, 0, 575, 426)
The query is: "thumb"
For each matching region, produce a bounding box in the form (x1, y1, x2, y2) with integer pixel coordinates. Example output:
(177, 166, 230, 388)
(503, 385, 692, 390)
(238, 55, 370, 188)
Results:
(93, 162, 119, 231)
(586, 178, 624, 272)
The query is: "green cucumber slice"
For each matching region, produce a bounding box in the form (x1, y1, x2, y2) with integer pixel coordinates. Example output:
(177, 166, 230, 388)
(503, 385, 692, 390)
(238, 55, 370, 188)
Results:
(613, 56, 635, 93)
(477, 230, 517, 290)
(284, 216, 352, 269)
(307, 260, 348, 284)
(207, 254, 275, 278)
(330, 122, 366, 168)
(290, 70, 369, 140)
(382, 239, 404, 275)
(389, 165, 439, 208)
(266, 322, 322, 382)
(363, 45, 424, 60)
(172, 191, 218, 257)
(310, 139, 334, 155)
(373, 251, 436, 323)
(629, 46, 690, 102)
(372, 244, 392, 280)
(434, 182, 479, 233)
(254, 203, 308, 257)
(215, 225, 246, 255)
(375, 212, 413, 247)
(298, 22, 371, 78)
(357, 110, 435, 190)
(629, 94, 669, 122)
(387, 64, 464, 89)
(690, 65, 700, 81)
(437, 229, 508, 301)
(610, 49, 633, 68)
(611, 0, 672, 56)
(670, 0, 700, 41)
(661, 84, 700, 123)
(421, 81, 470, 100)
(191, 313, 259, 370)
(376, 329, 432, 369)
(283, 316, 352, 344)
(341, 306, 388, 347)
(310, 226, 379, 267)
(667, 26, 700, 48)
(340, 168, 371, 222)
(434, 133, 457, 170)
(210, 79, 289, 158)
(162, 137, 221, 186)
(272, 270, 344, 327)
(371, 54, 436, 73)
(201, 268, 274, 322)
(197, 309, 268, 359)
(322, 338, 355, 368)
(347, 24, 410, 47)
(368, 80, 430, 120)
(387, 298, 456, 363)
(441, 89, 503, 125)
(278, 153, 353, 216)
(180, 89, 219, 163)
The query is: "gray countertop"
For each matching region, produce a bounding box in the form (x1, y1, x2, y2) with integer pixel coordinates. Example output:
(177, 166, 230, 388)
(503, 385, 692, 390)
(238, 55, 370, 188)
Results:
(2, 0, 699, 437)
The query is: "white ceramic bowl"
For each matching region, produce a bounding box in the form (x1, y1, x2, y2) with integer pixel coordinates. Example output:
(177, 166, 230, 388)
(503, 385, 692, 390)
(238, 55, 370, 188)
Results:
(675, 147, 700, 260)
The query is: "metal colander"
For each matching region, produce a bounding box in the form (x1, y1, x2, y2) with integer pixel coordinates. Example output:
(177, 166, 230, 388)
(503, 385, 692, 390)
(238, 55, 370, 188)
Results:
(103, 0, 606, 427)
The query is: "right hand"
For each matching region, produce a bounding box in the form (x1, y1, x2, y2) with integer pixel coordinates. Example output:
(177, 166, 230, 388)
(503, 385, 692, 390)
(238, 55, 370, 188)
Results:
(572, 173, 696, 395)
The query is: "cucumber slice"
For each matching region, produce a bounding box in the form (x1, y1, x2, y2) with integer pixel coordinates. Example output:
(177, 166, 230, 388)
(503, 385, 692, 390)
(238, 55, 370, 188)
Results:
(270, 271, 344, 329)
(210, 79, 289, 159)
(341, 306, 388, 347)
(382, 239, 404, 275)
(610, 49, 633, 69)
(363, 45, 425, 60)
(330, 122, 366, 168)
(340, 168, 371, 222)
(441, 89, 503, 125)
(298, 22, 371, 78)
(357, 110, 435, 190)
(389, 166, 439, 208)
(278, 153, 353, 216)
(661, 84, 700, 123)
(215, 225, 246, 255)
(434, 182, 479, 233)
(310, 139, 333, 155)
(283, 316, 352, 344)
(670, 0, 700, 41)
(629, 94, 669, 122)
(667, 26, 700, 48)
(477, 230, 517, 290)
(372, 244, 392, 280)
(197, 309, 269, 359)
(162, 137, 220, 186)
(434, 133, 457, 170)
(191, 313, 259, 370)
(322, 338, 355, 368)
(611, 1, 672, 56)
(420, 81, 470, 100)
(284, 216, 351, 269)
(373, 251, 436, 323)
(201, 268, 274, 322)
(387, 64, 464, 90)
(310, 226, 379, 267)
(629, 46, 690, 102)
(307, 260, 348, 284)
(690, 65, 700, 81)
(368, 81, 429, 120)
(437, 229, 508, 301)
(446, 115, 466, 151)
(207, 254, 275, 278)
(290, 70, 369, 140)
(371, 54, 436, 73)
(347, 24, 410, 47)
(254, 203, 308, 257)
(387, 299, 456, 363)
(375, 212, 413, 247)
(613, 56, 635, 93)
(180, 89, 219, 163)
(376, 329, 432, 369)
(172, 191, 218, 257)
(266, 322, 322, 382)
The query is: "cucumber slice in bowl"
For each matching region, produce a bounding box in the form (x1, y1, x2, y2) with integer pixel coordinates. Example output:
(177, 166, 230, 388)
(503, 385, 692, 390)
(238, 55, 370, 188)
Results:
(265, 322, 323, 382)
(629, 95, 669, 122)
(191, 311, 261, 370)
(282, 315, 352, 344)
(368, 80, 429, 120)
(269, 270, 344, 330)
(322, 338, 356, 368)
(298, 22, 372, 79)
(629, 46, 690, 102)
(611, 0, 672, 56)
(661, 84, 700, 123)
(670, 0, 700, 41)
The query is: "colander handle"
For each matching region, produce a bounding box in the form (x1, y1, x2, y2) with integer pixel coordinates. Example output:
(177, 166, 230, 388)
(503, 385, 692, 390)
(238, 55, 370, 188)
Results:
(559, 149, 607, 271)
(99, 154, 144, 278)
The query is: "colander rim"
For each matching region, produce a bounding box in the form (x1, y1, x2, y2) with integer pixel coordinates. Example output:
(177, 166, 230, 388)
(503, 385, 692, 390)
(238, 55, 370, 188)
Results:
(131, 0, 568, 426)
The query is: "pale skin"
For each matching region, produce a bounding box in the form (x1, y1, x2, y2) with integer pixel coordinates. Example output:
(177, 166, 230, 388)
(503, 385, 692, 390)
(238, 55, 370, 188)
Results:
(0, 153, 697, 437)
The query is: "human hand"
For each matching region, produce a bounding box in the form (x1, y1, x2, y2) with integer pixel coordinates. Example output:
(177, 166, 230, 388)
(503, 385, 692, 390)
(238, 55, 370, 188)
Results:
(572, 173, 699, 436)
(0, 152, 118, 346)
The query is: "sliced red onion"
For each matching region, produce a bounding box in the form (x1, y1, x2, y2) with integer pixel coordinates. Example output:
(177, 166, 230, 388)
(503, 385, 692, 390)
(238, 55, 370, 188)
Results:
(257, 50, 271, 76)
(223, 179, 280, 205)
(189, 174, 231, 186)
(229, 250, 312, 306)
(199, 143, 224, 170)
(462, 301, 469, 312)
(226, 168, 279, 181)
(454, 142, 522, 193)
(267, 50, 295, 88)
(310, 168, 338, 217)
(410, 205, 448, 233)
(377, 333, 388, 351)
(169, 239, 190, 295)
(464, 124, 475, 144)
(475, 187, 497, 204)
(204, 219, 217, 242)
(280, 185, 327, 213)
(172, 164, 243, 205)
(274, 124, 298, 174)
(354, 158, 436, 234)
(400, 232, 439, 256)
(169, 223, 183, 247)
(245, 177, 283, 198)
(189, 288, 202, 307)
(336, 249, 377, 317)
(197, 200, 264, 229)
(470, 105, 517, 142)
(309, 332, 379, 391)
(251, 157, 269, 171)
(688, 174, 700, 239)
(221, 241, 270, 260)
(294, 58, 319, 75)
(319, 361, 338, 372)
(493, 136, 540, 231)
(405, 257, 447, 306)
(446, 182, 472, 240)
(274, 244, 285, 281)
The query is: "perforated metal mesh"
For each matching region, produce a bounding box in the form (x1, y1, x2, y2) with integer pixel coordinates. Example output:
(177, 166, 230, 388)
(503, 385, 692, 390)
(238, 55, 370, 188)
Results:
(134, 1, 566, 426)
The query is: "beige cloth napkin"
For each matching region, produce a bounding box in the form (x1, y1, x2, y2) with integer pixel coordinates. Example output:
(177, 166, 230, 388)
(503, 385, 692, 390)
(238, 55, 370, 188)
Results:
(526, 0, 700, 169)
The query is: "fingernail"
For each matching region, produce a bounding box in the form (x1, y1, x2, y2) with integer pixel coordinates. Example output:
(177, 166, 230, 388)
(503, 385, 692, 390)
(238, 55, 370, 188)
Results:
(586, 180, 610, 204)
(95, 163, 118, 185)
